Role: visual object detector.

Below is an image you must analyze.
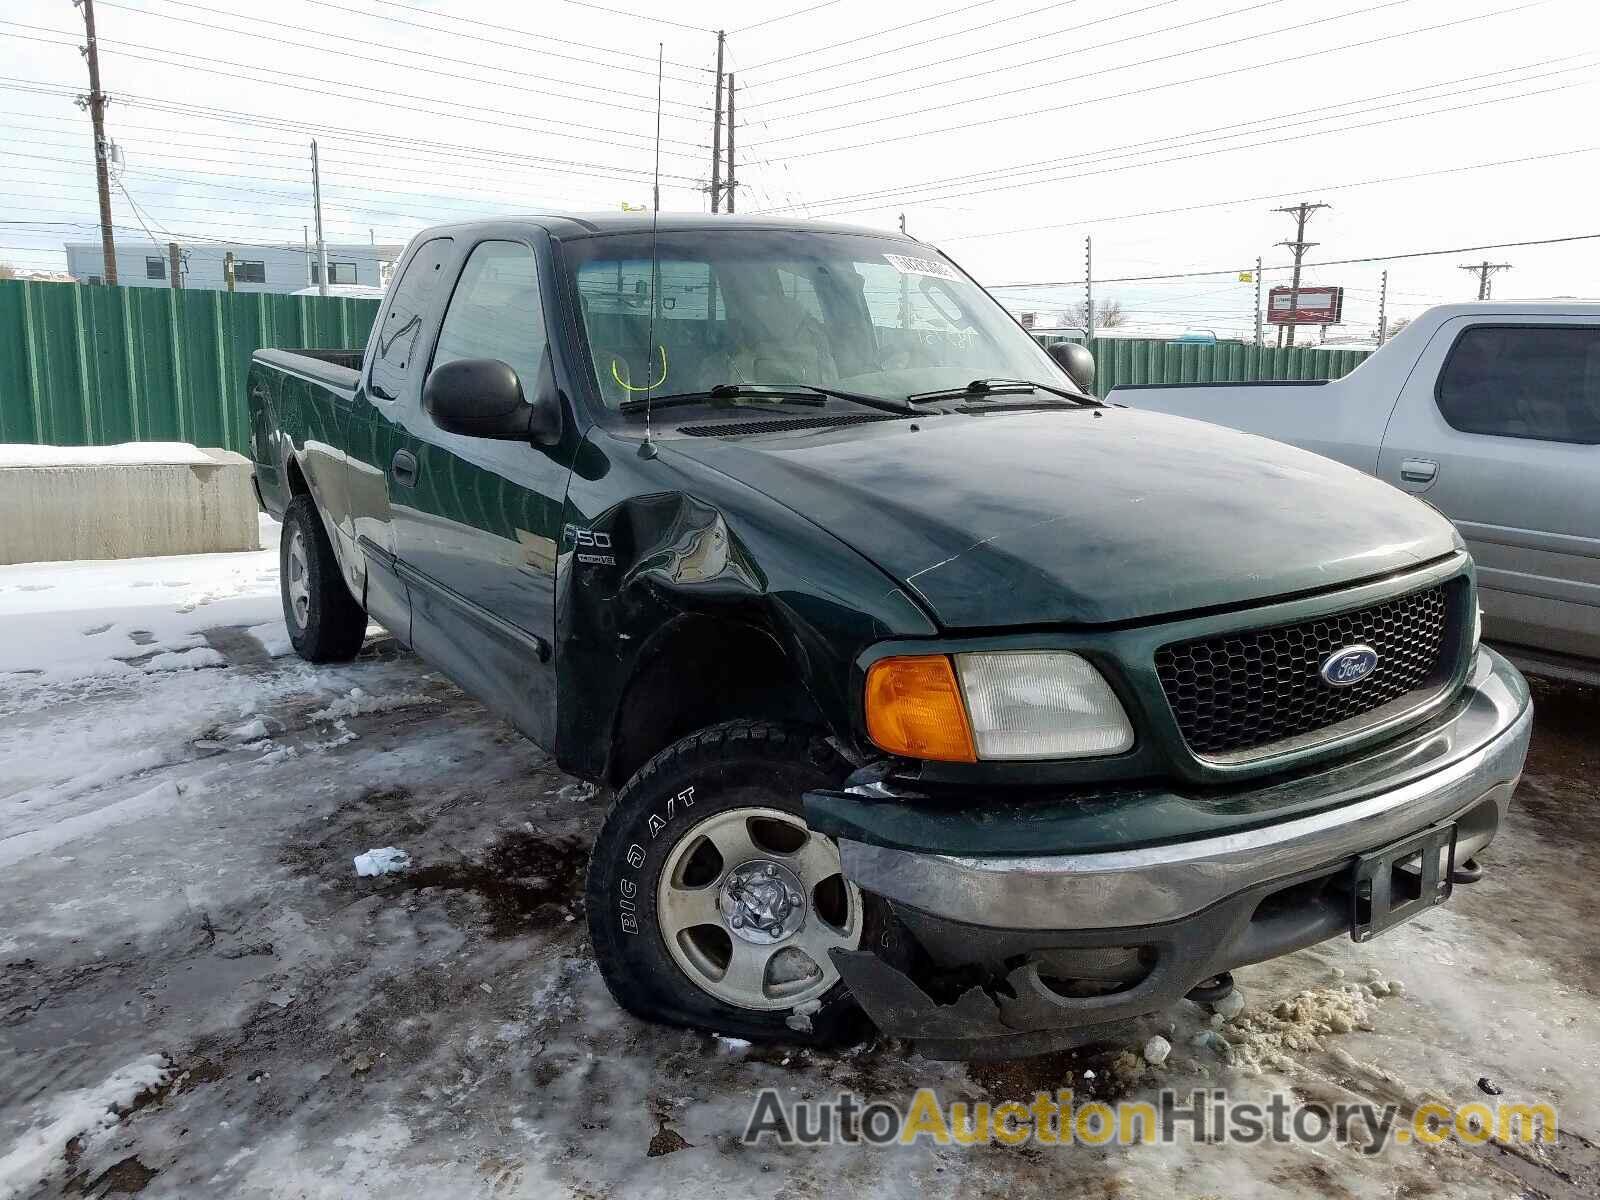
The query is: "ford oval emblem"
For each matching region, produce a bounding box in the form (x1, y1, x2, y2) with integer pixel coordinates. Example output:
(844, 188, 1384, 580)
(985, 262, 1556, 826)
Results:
(1320, 645, 1379, 687)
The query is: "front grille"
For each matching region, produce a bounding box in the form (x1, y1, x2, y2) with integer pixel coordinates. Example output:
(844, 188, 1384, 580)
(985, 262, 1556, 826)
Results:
(1155, 584, 1453, 759)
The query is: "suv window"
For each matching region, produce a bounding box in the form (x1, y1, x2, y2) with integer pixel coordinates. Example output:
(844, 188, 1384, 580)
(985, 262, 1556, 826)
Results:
(432, 240, 547, 395)
(1436, 325, 1600, 444)
(371, 236, 453, 399)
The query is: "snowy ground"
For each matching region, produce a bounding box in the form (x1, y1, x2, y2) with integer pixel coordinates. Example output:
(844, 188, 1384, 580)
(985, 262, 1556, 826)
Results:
(3, 525, 1599, 1198)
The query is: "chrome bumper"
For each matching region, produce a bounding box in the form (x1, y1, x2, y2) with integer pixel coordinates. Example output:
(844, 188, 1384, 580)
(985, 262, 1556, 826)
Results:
(838, 648, 1531, 931)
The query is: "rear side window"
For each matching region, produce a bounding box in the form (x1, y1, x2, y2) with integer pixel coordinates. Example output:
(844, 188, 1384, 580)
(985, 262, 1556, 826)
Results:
(370, 236, 453, 399)
(1436, 325, 1600, 444)
(431, 241, 548, 393)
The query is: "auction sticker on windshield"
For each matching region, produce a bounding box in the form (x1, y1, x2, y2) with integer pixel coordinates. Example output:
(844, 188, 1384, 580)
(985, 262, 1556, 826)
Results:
(884, 253, 961, 281)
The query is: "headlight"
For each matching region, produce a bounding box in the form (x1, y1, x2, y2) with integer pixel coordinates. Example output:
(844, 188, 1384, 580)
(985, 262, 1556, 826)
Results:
(864, 651, 1134, 762)
(956, 651, 1135, 760)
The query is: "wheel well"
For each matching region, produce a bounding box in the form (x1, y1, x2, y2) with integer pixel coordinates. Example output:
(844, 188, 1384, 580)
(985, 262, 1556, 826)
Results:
(285, 455, 310, 497)
(606, 616, 828, 788)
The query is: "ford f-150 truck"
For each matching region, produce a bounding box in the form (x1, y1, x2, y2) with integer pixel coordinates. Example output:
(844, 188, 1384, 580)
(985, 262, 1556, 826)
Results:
(247, 215, 1530, 1058)
(1115, 301, 1600, 686)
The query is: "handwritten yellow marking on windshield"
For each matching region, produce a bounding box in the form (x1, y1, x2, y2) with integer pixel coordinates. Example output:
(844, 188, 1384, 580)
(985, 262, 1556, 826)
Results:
(611, 346, 668, 393)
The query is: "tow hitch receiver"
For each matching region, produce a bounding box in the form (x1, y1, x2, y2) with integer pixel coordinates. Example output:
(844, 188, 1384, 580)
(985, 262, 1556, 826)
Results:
(1351, 822, 1456, 943)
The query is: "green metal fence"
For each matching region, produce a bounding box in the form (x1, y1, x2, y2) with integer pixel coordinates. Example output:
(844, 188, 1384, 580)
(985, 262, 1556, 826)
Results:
(0, 279, 380, 453)
(1034, 333, 1371, 399)
(0, 279, 1373, 452)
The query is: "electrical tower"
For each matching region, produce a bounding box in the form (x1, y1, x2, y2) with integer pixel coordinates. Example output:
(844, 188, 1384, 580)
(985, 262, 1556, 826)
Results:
(1273, 201, 1330, 347)
(1459, 261, 1511, 300)
(75, 0, 117, 285)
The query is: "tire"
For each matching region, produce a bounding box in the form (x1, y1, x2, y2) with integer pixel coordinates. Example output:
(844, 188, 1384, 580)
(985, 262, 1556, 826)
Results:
(586, 720, 874, 1045)
(280, 494, 367, 663)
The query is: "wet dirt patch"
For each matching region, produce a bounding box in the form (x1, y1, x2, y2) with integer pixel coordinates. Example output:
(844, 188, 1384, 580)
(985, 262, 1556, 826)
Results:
(277, 785, 432, 879)
(77, 1154, 160, 1195)
(399, 830, 586, 938)
(965, 1044, 1133, 1104)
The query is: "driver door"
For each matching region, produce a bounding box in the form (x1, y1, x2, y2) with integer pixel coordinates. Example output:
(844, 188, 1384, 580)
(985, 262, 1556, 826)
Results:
(388, 236, 573, 748)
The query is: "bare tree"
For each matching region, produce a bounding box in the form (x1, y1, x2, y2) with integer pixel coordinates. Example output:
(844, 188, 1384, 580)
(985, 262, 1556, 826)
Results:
(1070, 298, 1126, 328)
(0, 262, 17, 280)
(1384, 316, 1412, 339)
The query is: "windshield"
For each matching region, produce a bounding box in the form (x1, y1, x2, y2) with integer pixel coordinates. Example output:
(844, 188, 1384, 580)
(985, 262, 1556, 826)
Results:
(562, 229, 1067, 410)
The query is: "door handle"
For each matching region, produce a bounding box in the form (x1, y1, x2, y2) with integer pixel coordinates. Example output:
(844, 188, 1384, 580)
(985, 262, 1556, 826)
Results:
(391, 448, 419, 487)
(1400, 458, 1438, 484)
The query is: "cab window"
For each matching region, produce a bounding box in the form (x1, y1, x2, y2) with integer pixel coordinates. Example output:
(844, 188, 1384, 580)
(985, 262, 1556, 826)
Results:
(431, 241, 548, 396)
(370, 237, 453, 399)
(1436, 325, 1600, 444)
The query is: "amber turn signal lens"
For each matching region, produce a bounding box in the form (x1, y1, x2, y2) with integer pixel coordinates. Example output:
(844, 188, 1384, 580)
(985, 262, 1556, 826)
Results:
(864, 655, 977, 763)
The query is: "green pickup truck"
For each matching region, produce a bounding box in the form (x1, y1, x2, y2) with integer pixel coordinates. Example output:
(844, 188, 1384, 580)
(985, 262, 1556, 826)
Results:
(247, 214, 1530, 1058)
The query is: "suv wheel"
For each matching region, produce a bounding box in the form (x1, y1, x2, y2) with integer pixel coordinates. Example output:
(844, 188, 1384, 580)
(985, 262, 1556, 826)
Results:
(280, 494, 367, 663)
(586, 720, 870, 1044)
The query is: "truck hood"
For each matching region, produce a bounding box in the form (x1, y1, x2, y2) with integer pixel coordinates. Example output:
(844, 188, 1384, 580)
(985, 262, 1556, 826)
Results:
(665, 407, 1462, 629)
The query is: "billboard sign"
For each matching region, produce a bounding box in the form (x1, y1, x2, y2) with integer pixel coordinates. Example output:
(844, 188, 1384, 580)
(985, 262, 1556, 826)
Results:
(1267, 285, 1344, 325)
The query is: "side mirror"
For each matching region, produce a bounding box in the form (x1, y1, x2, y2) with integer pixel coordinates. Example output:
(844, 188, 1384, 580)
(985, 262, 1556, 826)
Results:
(1047, 341, 1097, 396)
(422, 356, 562, 446)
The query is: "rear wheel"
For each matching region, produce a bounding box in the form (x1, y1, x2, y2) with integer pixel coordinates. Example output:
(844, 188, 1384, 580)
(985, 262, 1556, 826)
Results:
(280, 494, 366, 663)
(585, 720, 870, 1044)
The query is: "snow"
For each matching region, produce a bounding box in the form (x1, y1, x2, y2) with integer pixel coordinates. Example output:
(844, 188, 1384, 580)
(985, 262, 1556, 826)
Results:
(0, 1054, 174, 1199)
(0, 519, 1595, 1198)
(0, 441, 220, 468)
(0, 512, 282, 690)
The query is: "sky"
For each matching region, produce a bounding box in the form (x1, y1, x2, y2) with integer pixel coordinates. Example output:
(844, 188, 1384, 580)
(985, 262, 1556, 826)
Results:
(1, 0, 1597, 338)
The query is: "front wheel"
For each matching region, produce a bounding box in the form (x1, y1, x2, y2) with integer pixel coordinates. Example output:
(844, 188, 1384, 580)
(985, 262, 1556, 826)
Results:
(585, 721, 870, 1044)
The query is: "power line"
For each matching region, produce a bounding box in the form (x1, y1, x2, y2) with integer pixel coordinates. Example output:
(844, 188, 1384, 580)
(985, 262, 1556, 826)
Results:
(738, 0, 1014, 75)
(745, 0, 1095, 103)
(947, 143, 1600, 247)
(988, 232, 1600, 289)
(755, 0, 1251, 116)
(0, 85, 704, 187)
(751, 57, 1591, 215)
(97, 0, 709, 116)
(304, 0, 710, 76)
(0, 22, 709, 161)
(733, 1, 848, 35)
(743, 0, 1540, 162)
(751, 0, 1415, 142)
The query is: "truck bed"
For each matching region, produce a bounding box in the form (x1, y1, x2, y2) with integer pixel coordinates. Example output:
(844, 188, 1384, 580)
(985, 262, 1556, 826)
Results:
(252, 347, 363, 393)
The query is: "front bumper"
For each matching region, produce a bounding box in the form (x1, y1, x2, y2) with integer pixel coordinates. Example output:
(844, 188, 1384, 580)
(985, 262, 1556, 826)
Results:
(807, 648, 1531, 1057)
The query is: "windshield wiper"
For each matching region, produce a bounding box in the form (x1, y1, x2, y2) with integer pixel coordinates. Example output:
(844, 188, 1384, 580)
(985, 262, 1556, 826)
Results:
(907, 378, 1099, 406)
(619, 382, 911, 416)
(618, 385, 825, 415)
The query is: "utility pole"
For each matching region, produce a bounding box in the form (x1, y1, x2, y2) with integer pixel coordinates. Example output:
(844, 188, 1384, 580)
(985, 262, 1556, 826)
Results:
(311, 140, 330, 297)
(1253, 256, 1263, 347)
(725, 73, 737, 213)
(224, 251, 236, 294)
(1459, 260, 1511, 300)
(167, 241, 181, 289)
(710, 31, 725, 213)
(1273, 201, 1330, 348)
(1376, 269, 1389, 345)
(77, 0, 117, 285)
(1084, 235, 1094, 338)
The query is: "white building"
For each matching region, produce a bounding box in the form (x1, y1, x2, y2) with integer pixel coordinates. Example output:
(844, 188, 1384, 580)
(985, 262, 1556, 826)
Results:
(64, 241, 404, 295)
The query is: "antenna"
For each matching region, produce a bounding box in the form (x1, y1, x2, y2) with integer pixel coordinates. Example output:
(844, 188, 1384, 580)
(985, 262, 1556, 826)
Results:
(640, 42, 664, 460)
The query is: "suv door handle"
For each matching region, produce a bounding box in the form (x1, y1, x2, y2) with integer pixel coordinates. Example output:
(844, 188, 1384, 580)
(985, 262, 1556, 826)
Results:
(1400, 458, 1438, 484)
(391, 448, 419, 487)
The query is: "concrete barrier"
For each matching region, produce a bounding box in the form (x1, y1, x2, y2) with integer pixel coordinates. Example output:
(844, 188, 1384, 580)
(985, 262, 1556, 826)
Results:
(0, 443, 260, 565)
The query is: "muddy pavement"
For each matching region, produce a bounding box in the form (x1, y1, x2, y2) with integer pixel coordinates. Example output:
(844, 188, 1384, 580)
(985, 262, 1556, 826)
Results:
(2, 639, 1598, 1198)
